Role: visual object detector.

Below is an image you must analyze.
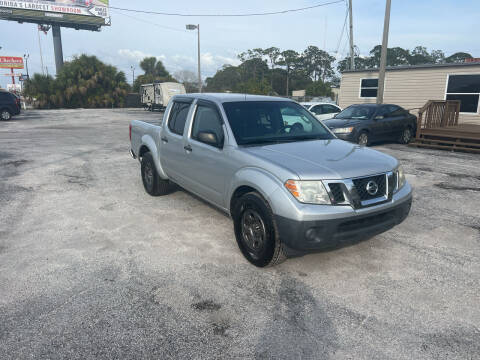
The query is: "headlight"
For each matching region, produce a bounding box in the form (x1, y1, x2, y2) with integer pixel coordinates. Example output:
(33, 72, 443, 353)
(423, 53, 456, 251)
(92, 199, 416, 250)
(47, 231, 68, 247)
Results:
(332, 127, 354, 134)
(396, 165, 406, 191)
(285, 180, 331, 205)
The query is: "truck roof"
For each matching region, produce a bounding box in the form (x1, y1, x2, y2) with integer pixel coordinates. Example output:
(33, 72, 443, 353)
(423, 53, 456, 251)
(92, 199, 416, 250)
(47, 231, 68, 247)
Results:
(173, 93, 294, 103)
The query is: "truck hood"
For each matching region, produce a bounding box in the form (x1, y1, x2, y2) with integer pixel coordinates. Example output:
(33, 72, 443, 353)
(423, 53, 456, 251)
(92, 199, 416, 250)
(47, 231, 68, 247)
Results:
(241, 139, 398, 180)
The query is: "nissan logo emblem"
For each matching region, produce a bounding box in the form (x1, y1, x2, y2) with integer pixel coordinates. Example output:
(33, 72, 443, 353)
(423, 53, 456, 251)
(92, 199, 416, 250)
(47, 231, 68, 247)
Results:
(366, 181, 379, 196)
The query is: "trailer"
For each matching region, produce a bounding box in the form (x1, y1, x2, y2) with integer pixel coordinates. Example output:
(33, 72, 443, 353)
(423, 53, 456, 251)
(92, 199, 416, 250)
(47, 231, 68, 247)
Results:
(140, 82, 186, 111)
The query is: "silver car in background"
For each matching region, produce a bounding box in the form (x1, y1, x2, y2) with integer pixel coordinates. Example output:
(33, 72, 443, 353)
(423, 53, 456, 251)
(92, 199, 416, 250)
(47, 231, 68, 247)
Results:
(130, 94, 412, 267)
(301, 102, 342, 121)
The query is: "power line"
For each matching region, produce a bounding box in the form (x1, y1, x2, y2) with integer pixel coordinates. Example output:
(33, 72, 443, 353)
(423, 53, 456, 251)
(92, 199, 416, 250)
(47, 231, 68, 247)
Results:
(110, 0, 344, 17)
(110, 9, 190, 33)
(334, 4, 349, 55)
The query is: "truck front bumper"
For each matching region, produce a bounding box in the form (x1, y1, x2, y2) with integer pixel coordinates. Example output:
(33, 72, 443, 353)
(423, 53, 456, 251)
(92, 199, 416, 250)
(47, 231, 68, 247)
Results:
(275, 187, 412, 257)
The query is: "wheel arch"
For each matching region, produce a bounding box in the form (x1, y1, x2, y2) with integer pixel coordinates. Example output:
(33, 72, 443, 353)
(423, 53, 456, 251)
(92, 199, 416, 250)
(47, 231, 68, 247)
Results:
(228, 167, 293, 218)
(140, 135, 168, 180)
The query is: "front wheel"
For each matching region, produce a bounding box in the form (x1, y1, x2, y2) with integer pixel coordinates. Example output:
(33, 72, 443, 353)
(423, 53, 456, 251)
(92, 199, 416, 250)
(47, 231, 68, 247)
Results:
(141, 152, 170, 196)
(357, 131, 369, 146)
(398, 127, 412, 144)
(233, 192, 286, 267)
(1, 109, 12, 121)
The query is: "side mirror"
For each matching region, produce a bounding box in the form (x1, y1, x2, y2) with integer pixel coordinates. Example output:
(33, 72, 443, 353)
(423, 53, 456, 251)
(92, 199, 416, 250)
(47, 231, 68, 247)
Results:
(198, 131, 222, 147)
(374, 115, 384, 120)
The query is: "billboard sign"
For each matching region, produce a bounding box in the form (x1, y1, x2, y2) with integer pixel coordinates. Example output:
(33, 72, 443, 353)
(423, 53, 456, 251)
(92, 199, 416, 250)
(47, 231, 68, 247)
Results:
(0, 56, 24, 69)
(0, 0, 110, 30)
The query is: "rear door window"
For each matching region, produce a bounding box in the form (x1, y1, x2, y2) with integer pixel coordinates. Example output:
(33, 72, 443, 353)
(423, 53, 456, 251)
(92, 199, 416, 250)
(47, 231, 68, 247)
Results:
(168, 101, 191, 135)
(310, 105, 324, 115)
(324, 105, 340, 114)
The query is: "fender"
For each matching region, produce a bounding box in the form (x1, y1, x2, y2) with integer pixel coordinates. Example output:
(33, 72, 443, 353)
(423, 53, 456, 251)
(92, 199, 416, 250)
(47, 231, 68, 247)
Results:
(228, 167, 298, 218)
(141, 134, 169, 180)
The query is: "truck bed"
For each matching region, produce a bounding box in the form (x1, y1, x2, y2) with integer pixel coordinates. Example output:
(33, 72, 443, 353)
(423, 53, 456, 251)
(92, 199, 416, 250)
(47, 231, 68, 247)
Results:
(130, 120, 162, 157)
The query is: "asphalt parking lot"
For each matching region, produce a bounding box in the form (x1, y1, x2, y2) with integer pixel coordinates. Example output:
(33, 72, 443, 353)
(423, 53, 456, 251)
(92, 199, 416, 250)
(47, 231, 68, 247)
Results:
(1, 108, 479, 359)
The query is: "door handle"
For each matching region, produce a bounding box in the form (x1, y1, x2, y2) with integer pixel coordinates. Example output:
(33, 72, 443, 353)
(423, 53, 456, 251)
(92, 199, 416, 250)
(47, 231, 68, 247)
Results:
(161, 137, 168, 143)
(184, 145, 193, 152)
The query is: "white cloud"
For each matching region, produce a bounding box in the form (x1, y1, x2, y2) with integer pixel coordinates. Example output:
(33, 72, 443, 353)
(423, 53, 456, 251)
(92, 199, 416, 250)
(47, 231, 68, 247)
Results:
(117, 49, 241, 79)
(117, 49, 154, 63)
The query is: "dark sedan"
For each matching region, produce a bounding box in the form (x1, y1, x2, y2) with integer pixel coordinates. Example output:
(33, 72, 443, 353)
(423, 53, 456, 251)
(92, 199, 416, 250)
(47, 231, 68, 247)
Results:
(0, 90, 21, 121)
(323, 104, 417, 146)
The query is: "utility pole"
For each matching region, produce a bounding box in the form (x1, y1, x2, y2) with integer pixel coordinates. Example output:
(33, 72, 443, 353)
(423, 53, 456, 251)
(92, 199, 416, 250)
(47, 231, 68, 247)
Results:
(348, 0, 355, 70)
(52, 25, 64, 74)
(377, 0, 391, 104)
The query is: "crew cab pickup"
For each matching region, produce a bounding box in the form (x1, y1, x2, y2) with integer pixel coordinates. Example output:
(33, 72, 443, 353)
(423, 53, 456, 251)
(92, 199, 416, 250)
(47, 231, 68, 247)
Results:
(130, 94, 412, 267)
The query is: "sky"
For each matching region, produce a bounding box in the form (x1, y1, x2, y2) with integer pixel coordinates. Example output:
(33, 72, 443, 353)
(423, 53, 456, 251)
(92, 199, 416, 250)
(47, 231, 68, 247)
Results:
(0, 0, 479, 89)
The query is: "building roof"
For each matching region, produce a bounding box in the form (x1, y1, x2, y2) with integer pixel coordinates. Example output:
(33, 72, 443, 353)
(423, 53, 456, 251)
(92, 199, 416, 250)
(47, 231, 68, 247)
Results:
(342, 61, 480, 73)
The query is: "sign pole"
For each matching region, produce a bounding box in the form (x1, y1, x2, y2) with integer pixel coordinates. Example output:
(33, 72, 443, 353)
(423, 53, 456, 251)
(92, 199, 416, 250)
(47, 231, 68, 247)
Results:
(52, 25, 64, 74)
(11, 67, 15, 85)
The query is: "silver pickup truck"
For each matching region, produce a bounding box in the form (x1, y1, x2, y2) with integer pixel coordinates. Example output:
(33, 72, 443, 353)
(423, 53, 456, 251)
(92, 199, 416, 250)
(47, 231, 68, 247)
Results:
(130, 94, 412, 267)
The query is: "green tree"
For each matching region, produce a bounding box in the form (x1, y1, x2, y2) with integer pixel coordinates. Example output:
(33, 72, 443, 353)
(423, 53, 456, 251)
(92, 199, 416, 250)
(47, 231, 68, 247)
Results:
(305, 80, 333, 97)
(430, 50, 446, 64)
(278, 50, 300, 96)
(24, 54, 129, 108)
(367, 45, 410, 67)
(263, 47, 280, 88)
(409, 46, 432, 65)
(445, 52, 473, 63)
(205, 65, 241, 92)
(301, 46, 335, 82)
(133, 57, 174, 92)
(337, 55, 369, 72)
(234, 78, 272, 95)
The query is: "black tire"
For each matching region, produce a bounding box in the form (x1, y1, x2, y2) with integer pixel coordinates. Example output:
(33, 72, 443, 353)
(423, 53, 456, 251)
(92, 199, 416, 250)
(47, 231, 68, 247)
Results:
(398, 127, 413, 144)
(141, 152, 170, 196)
(232, 192, 286, 267)
(1, 108, 12, 121)
(357, 131, 369, 146)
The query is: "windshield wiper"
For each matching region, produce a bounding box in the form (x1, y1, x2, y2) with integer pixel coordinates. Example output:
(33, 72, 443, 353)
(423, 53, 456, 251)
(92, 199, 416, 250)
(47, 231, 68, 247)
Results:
(240, 139, 292, 146)
(240, 136, 330, 146)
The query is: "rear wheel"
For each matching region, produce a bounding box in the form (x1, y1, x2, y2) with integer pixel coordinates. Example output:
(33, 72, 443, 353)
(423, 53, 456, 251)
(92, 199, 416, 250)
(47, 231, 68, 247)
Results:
(398, 127, 412, 144)
(141, 152, 170, 196)
(1, 109, 12, 121)
(357, 131, 369, 146)
(233, 192, 286, 267)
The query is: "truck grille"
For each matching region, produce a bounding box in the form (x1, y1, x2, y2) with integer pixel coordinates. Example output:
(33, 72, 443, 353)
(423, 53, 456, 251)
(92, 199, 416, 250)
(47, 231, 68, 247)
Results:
(328, 183, 345, 203)
(352, 174, 387, 201)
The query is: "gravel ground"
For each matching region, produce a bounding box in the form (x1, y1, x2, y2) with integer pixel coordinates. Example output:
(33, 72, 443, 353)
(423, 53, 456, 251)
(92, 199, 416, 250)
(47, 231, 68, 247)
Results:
(0, 108, 479, 359)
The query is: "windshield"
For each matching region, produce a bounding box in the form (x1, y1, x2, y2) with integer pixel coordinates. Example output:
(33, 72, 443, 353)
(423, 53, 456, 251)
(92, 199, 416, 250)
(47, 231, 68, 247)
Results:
(335, 105, 375, 120)
(222, 101, 335, 146)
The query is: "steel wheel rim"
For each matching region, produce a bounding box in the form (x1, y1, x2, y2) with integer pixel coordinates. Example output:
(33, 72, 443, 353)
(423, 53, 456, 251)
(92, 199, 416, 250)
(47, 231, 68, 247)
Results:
(358, 133, 368, 145)
(241, 209, 266, 258)
(144, 162, 154, 190)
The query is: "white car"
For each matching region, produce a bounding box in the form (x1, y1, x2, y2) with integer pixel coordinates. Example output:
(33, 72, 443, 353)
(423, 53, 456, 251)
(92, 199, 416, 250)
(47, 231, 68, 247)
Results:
(301, 102, 342, 121)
